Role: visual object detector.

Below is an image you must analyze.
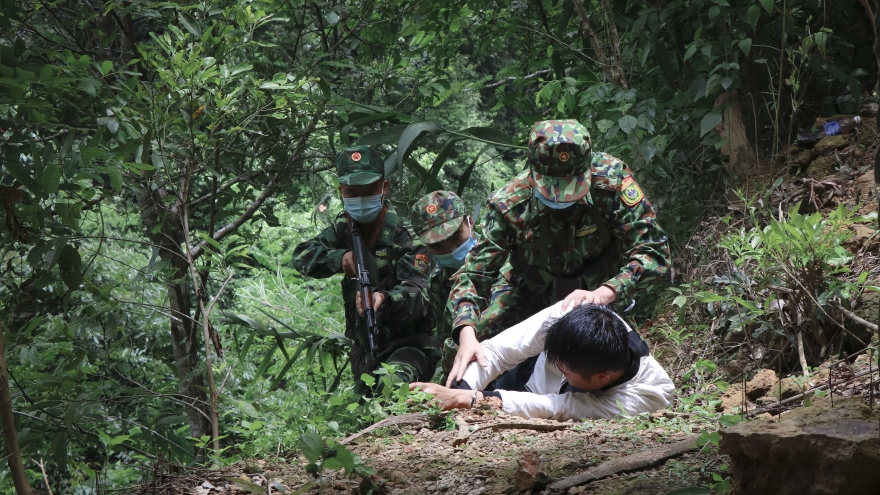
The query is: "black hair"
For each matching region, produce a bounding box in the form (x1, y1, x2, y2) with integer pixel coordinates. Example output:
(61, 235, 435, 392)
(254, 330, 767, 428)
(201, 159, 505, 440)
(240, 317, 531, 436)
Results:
(542, 304, 630, 377)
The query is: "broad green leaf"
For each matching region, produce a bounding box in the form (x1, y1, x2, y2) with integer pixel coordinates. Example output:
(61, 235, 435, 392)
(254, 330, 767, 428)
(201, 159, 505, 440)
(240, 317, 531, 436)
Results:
(419, 137, 462, 193)
(58, 244, 82, 289)
(178, 13, 201, 36)
(100, 60, 112, 76)
(457, 143, 495, 196)
(356, 124, 409, 146)
(760, 0, 774, 14)
(396, 121, 441, 175)
(299, 432, 323, 463)
(693, 291, 725, 303)
(40, 163, 60, 195)
(457, 126, 513, 146)
(342, 111, 399, 145)
(618, 115, 638, 134)
(747, 5, 761, 30)
(700, 111, 722, 137)
(105, 165, 122, 191)
(738, 38, 752, 56)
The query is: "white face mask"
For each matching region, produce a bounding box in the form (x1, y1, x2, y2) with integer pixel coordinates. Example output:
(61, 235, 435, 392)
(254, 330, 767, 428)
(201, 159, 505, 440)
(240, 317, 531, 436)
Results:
(434, 218, 475, 269)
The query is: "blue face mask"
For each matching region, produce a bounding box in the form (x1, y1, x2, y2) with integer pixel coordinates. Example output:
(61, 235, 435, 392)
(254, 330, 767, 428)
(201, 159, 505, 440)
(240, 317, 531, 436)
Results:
(435, 236, 476, 269)
(343, 194, 384, 223)
(535, 190, 576, 209)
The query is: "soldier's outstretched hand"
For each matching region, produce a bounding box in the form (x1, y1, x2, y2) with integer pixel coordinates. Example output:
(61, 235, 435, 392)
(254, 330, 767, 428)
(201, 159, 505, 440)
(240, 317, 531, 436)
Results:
(561, 286, 616, 310)
(446, 325, 488, 387)
(356, 290, 385, 317)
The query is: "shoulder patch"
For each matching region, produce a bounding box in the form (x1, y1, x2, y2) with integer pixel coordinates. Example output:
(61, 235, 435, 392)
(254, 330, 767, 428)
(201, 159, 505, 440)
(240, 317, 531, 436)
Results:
(414, 253, 430, 274)
(620, 176, 644, 206)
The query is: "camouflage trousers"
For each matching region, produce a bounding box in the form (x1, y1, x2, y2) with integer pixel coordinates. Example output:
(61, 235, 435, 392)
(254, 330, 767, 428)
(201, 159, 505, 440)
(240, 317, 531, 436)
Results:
(349, 334, 438, 397)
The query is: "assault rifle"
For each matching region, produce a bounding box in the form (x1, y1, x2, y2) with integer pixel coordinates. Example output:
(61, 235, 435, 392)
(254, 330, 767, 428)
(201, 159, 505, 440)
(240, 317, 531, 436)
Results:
(348, 218, 380, 364)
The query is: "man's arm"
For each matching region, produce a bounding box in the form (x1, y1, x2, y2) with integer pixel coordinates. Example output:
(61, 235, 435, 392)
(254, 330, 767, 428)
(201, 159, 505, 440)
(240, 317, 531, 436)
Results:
(491, 357, 675, 421)
(599, 162, 671, 300)
(448, 205, 512, 340)
(459, 302, 567, 390)
(377, 227, 431, 322)
(292, 218, 348, 279)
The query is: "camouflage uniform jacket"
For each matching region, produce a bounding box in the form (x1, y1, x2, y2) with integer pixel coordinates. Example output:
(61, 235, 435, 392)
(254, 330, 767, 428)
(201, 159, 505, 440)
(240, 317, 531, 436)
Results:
(426, 262, 458, 343)
(450, 152, 670, 332)
(292, 203, 433, 348)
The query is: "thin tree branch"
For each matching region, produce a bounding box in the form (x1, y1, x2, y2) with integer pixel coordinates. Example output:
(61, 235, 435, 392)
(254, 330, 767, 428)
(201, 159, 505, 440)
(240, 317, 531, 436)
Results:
(860, 0, 876, 29)
(0, 320, 37, 495)
(833, 301, 879, 334)
(188, 116, 320, 260)
(188, 169, 269, 208)
(572, 0, 616, 84)
(475, 69, 553, 91)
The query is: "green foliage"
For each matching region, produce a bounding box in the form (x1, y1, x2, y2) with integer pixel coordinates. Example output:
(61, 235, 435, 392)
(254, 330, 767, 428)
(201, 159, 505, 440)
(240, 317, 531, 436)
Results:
(0, 0, 875, 489)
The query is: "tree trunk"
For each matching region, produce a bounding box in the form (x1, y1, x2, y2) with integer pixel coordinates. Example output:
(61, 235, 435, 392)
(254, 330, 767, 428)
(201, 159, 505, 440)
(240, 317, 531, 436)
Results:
(572, 0, 628, 88)
(875, 0, 880, 231)
(0, 321, 37, 495)
(714, 91, 756, 178)
(136, 187, 211, 441)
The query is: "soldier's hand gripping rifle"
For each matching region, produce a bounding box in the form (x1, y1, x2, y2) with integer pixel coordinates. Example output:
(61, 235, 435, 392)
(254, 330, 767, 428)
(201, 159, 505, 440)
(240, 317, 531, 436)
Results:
(348, 218, 380, 364)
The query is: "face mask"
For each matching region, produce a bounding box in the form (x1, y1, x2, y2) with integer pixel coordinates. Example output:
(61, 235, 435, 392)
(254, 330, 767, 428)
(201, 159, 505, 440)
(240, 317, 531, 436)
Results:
(535, 190, 576, 209)
(435, 236, 476, 269)
(343, 194, 384, 223)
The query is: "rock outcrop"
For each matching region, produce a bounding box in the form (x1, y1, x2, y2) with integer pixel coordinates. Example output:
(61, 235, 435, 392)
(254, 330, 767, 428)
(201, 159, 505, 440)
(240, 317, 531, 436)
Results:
(719, 398, 880, 495)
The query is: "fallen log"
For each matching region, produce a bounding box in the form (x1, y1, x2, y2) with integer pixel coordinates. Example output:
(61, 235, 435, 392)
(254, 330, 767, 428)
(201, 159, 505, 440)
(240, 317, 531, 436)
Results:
(545, 435, 699, 492)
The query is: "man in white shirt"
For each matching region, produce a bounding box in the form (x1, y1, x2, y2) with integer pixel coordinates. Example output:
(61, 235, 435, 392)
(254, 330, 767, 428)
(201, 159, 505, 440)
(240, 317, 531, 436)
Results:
(410, 302, 675, 421)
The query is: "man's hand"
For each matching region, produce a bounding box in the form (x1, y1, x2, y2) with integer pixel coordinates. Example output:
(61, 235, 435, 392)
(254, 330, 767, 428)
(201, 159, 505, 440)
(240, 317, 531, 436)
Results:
(409, 382, 480, 410)
(356, 291, 385, 317)
(561, 285, 616, 310)
(341, 251, 356, 277)
(445, 326, 487, 387)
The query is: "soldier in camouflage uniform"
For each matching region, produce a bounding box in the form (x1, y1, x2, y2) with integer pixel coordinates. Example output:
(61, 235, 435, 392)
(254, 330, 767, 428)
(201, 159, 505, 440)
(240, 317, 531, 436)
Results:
(410, 191, 512, 381)
(446, 119, 670, 384)
(293, 146, 438, 396)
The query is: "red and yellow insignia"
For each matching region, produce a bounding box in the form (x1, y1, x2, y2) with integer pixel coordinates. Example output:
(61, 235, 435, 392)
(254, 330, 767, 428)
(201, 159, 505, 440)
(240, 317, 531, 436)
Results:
(620, 176, 644, 206)
(351, 152, 362, 162)
(558, 152, 570, 162)
(414, 254, 430, 274)
(426, 204, 437, 214)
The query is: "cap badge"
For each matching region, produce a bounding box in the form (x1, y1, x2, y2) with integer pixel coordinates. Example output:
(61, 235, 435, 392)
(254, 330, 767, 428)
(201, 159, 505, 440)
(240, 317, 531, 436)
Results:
(426, 204, 437, 214)
(351, 152, 362, 162)
(558, 152, 570, 162)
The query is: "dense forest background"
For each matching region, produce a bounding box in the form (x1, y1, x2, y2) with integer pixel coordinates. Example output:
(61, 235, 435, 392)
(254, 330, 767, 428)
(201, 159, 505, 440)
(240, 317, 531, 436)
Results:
(1, 0, 878, 492)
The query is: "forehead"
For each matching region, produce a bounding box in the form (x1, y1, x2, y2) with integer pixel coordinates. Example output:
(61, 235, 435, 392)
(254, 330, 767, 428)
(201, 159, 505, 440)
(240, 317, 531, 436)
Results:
(340, 181, 383, 193)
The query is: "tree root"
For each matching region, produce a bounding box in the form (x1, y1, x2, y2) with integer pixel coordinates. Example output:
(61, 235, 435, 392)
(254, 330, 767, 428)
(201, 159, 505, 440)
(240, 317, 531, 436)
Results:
(545, 435, 699, 492)
(340, 414, 430, 445)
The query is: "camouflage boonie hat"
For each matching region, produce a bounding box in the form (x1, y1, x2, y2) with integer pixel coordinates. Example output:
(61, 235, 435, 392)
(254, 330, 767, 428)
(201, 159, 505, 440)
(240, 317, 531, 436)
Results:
(528, 120, 593, 203)
(410, 191, 466, 245)
(336, 146, 384, 185)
